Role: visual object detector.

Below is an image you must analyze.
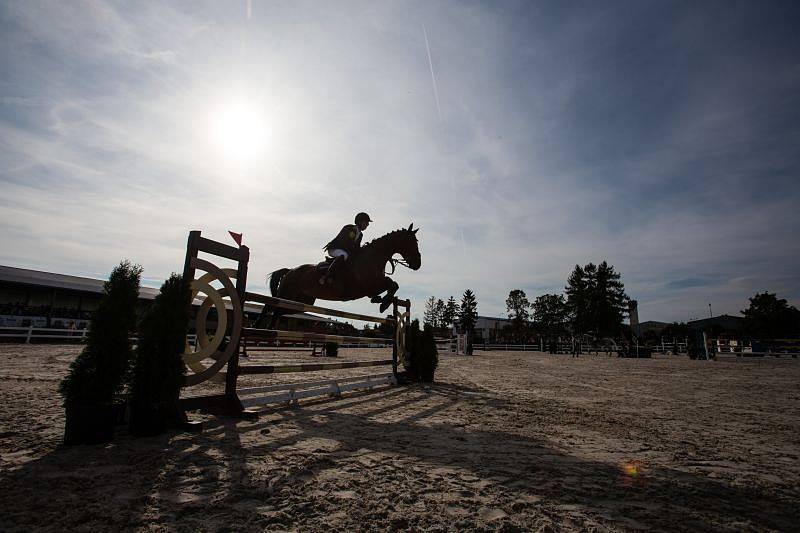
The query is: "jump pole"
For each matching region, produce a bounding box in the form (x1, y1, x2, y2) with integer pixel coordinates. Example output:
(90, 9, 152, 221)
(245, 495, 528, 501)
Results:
(179, 230, 410, 418)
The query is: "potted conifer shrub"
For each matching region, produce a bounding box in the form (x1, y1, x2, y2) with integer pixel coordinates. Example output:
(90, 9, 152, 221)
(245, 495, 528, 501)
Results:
(404, 319, 438, 383)
(59, 260, 141, 445)
(129, 274, 190, 437)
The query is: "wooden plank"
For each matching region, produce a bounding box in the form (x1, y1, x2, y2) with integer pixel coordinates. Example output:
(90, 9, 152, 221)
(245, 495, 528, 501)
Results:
(239, 373, 394, 395)
(180, 393, 228, 411)
(240, 374, 396, 407)
(238, 359, 393, 375)
(196, 234, 246, 261)
(242, 327, 392, 345)
(244, 292, 392, 324)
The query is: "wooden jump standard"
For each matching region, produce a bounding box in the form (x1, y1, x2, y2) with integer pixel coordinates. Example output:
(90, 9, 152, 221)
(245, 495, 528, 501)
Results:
(179, 230, 411, 417)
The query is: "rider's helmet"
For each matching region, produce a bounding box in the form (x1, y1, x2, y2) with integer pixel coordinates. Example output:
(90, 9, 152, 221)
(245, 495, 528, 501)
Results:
(355, 212, 372, 225)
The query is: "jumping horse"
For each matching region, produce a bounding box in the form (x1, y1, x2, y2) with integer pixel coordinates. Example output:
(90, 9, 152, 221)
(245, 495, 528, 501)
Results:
(256, 224, 421, 327)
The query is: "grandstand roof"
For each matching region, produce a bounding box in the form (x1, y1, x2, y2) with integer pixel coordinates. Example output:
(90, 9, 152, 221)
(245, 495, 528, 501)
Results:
(0, 264, 160, 298)
(0, 264, 334, 323)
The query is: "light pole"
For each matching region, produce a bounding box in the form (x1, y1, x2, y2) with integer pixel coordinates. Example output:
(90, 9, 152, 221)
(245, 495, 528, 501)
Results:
(708, 303, 713, 319)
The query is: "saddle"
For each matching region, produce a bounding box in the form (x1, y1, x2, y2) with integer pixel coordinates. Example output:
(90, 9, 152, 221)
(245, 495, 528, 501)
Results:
(316, 256, 335, 270)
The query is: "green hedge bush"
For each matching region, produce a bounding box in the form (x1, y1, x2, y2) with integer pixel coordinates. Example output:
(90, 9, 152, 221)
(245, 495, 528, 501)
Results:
(129, 274, 190, 437)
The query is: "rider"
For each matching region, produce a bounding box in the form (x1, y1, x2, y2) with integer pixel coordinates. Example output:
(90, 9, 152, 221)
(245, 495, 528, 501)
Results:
(320, 212, 372, 284)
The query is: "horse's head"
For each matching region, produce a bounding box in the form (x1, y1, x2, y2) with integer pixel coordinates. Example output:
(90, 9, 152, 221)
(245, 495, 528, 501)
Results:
(396, 223, 421, 270)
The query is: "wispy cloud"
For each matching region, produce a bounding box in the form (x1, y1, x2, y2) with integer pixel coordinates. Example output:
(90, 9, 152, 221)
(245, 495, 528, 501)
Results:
(1, 1, 799, 322)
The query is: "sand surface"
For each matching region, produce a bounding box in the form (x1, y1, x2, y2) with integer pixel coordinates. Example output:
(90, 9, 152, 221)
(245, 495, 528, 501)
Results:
(1, 345, 799, 532)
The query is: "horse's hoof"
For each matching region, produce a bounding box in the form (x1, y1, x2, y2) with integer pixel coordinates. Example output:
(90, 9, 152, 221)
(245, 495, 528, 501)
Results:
(370, 296, 382, 304)
(379, 300, 391, 313)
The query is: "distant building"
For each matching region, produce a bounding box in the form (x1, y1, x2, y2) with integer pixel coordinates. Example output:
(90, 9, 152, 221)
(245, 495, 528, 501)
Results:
(473, 315, 512, 341)
(688, 314, 744, 334)
(638, 321, 671, 335)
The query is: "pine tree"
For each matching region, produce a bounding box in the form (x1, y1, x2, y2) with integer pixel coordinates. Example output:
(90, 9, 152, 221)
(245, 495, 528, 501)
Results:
(129, 274, 190, 436)
(593, 261, 628, 336)
(59, 260, 142, 407)
(442, 296, 458, 329)
(434, 298, 446, 329)
(423, 296, 437, 327)
(565, 261, 628, 336)
(458, 289, 478, 333)
(59, 260, 142, 444)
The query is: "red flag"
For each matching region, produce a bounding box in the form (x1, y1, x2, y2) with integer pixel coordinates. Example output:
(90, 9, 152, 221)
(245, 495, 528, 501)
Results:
(228, 231, 243, 246)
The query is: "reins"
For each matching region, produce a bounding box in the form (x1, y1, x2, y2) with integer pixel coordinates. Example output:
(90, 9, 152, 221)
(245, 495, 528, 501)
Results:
(386, 258, 412, 275)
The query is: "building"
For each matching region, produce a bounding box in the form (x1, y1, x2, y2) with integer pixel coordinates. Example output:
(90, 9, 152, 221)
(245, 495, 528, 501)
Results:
(688, 314, 745, 334)
(638, 321, 671, 335)
(0, 264, 333, 329)
(473, 315, 512, 342)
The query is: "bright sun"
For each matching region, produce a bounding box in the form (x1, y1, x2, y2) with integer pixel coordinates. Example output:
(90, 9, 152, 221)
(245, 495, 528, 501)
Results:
(210, 99, 268, 162)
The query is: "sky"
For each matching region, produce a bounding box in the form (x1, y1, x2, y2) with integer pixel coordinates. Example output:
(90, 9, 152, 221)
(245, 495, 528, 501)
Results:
(1, 0, 799, 324)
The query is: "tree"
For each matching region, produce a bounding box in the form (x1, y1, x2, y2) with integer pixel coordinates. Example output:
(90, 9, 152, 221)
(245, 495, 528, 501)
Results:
(506, 289, 530, 323)
(565, 261, 628, 336)
(129, 274, 190, 436)
(59, 260, 142, 444)
(434, 298, 446, 329)
(506, 289, 531, 341)
(405, 319, 438, 382)
(532, 293, 569, 335)
(423, 296, 437, 327)
(661, 322, 689, 339)
(592, 261, 628, 336)
(742, 292, 800, 338)
(458, 289, 478, 333)
(565, 264, 591, 334)
(442, 296, 458, 330)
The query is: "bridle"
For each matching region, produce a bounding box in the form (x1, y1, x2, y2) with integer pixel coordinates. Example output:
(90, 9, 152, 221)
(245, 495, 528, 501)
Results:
(386, 257, 412, 275)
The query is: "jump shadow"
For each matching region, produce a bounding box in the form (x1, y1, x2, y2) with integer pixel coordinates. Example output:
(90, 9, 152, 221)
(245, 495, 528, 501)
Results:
(1, 380, 796, 531)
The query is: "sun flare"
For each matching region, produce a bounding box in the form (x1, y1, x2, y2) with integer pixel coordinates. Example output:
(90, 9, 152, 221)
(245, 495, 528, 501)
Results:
(209, 99, 268, 162)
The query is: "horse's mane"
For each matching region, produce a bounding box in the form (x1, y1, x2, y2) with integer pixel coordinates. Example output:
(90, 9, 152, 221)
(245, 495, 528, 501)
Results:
(360, 228, 415, 251)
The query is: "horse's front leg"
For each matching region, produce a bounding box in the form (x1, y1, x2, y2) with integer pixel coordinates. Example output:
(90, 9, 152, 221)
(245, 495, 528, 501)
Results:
(373, 277, 399, 313)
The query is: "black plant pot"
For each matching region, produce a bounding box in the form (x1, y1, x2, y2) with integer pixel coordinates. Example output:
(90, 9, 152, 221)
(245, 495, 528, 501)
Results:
(325, 342, 338, 357)
(129, 401, 169, 437)
(63, 403, 117, 445)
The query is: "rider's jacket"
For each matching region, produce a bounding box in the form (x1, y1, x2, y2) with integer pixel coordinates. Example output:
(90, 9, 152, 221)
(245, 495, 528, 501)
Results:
(324, 224, 362, 255)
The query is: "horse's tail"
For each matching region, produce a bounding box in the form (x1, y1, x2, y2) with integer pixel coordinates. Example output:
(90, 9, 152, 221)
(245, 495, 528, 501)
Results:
(268, 268, 290, 296)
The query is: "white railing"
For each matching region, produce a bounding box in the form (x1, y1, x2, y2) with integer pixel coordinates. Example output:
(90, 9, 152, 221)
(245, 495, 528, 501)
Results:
(0, 325, 388, 349)
(0, 326, 199, 346)
(0, 325, 89, 343)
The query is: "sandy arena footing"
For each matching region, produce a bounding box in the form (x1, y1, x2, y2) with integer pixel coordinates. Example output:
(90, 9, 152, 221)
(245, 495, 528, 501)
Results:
(1, 345, 798, 531)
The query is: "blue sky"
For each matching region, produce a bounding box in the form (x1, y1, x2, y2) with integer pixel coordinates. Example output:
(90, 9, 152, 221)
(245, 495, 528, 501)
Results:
(1, 1, 799, 323)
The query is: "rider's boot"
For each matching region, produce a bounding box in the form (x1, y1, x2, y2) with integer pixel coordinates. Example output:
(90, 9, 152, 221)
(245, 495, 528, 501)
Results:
(319, 256, 341, 285)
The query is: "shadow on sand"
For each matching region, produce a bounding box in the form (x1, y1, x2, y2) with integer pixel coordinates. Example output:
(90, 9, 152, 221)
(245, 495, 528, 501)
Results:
(1, 381, 797, 531)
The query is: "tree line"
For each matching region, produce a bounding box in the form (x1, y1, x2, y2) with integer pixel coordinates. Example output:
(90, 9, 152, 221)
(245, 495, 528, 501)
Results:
(424, 259, 799, 342)
(423, 290, 478, 335)
(422, 260, 629, 340)
(506, 261, 629, 341)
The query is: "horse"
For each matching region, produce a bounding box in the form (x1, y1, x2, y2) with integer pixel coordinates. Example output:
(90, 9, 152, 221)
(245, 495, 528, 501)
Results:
(256, 224, 421, 327)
